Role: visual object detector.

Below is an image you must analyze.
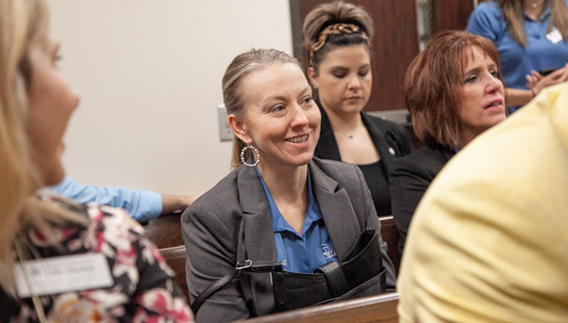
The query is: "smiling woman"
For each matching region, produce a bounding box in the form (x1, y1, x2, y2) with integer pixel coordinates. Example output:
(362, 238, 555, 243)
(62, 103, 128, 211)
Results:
(182, 48, 396, 322)
(229, 62, 320, 174)
(389, 30, 507, 256)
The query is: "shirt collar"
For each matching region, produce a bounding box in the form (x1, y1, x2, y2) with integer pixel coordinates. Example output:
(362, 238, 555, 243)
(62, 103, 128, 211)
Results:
(524, 5, 551, 21)
(255, 167, 322, 235)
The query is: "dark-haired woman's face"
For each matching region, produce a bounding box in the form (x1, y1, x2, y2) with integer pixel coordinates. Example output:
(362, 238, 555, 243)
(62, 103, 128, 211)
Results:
(309, 44, 372, 117)
(459, 46, 506, 144)
(26, 32, 78, 185)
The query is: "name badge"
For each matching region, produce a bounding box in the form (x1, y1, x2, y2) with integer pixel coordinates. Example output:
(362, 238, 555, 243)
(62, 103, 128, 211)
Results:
(546, 27, 563, 44)
(15, 253, 113, 297)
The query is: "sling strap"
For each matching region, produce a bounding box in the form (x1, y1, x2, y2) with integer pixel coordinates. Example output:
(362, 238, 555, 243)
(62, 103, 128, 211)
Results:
(191, 229, 384, 316)
(191, 260, 283, 314)
(315, 261, 349, 297)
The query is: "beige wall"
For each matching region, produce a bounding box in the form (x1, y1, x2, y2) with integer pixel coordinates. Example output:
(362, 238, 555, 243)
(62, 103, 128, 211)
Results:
(49, 0, 293, 196)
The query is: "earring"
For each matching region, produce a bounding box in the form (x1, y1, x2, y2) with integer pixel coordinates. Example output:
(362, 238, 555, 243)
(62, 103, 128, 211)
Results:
(312, 83, 318, 90)
(241, 144, 260, 167)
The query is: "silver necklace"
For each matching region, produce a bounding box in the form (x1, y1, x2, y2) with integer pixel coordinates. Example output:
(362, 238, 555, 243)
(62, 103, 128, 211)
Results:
(336, 127, 358, 139)
(529, 0, 544, 8)
(338, 131, 355, 139)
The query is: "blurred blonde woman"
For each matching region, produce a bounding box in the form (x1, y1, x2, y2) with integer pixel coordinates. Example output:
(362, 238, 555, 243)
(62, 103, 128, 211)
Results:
(0, 0, 193, 321)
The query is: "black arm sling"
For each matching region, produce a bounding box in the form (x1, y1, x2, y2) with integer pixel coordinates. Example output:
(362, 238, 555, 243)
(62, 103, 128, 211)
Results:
(191, 228, 386, 316)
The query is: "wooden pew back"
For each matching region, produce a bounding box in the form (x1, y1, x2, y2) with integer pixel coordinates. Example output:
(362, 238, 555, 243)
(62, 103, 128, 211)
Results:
(149, 214, 401, 307)
(160, 245, 190, 302)
(144, 213, 184, 249)
(145, 214, 401, 272)
(379, 216, 401, 274)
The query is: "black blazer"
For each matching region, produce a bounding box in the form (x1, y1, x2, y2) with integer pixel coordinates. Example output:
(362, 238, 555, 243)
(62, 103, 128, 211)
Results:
(388, 143, 456, 255)
(314, 106, 413, 168)
(182, 158, 396, 323)
(314, 105, 413, 215)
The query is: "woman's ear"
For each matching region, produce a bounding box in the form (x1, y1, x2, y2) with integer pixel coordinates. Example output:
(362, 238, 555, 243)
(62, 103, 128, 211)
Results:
(307, 67, 318, 89)
(228, 114, 253, 144)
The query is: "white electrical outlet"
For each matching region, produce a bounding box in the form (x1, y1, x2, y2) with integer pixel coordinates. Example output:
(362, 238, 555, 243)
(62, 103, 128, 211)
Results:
(217, 105, 233, 142)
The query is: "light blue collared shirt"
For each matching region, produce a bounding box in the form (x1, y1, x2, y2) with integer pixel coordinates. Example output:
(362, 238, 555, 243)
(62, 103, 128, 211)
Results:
(256, 167, 338, 273)
(46, 177, 163, 223)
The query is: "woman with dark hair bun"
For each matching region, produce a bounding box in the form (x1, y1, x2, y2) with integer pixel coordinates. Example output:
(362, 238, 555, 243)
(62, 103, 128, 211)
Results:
(303, 1, 413, 217)
(389, 30, 507, 255)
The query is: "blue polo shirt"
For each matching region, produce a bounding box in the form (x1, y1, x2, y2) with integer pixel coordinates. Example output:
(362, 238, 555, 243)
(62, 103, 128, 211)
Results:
(468, 1, 568, 112)
(255, 167, 338, 273)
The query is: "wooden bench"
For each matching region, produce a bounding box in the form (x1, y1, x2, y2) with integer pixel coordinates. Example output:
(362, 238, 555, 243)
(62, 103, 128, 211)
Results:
(160, 245, 190, 302)
(236, 293, 399, 323)
(149, 214, 402, 288)
(379, 216, 401, 274)
(144, 213, 184, 249)
(146, 214, 400, 268)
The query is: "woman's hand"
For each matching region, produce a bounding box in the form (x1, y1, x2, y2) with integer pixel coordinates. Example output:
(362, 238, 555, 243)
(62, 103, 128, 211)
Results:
(526, 63, 568, 96)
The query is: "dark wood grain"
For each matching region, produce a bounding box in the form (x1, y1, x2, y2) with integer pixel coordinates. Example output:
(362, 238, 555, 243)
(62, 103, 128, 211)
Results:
(432, 0, 475, 33)
(143, 213, 183, 249)
(379, 216, 401, 276)
(292, 0, 420, 112)
(160, 245, 190, 303)
(236, 293, 399, 323)
(145, 214, 400, 274)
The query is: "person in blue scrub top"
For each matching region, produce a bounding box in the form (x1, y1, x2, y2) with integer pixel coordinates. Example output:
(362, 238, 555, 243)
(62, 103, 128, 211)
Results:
(47, 177, 196, 223)
(181, 48, 396, 323)
(468, 0, 568, 113)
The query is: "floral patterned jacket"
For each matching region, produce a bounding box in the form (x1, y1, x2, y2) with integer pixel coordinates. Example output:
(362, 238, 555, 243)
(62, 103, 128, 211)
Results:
(0, 193, 194, 323)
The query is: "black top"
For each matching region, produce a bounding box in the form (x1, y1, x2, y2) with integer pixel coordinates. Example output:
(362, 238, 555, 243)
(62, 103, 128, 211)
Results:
(314, 103, 413, 217)
(388, 143, 456, 255)
(358, 160, 392, 216)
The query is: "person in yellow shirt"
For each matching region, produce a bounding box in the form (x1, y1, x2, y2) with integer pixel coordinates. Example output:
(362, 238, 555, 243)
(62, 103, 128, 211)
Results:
(398, 83, 568, 323)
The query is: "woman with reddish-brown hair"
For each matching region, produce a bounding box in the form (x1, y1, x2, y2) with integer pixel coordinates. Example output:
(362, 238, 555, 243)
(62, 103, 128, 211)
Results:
(389, 30, 507, 255)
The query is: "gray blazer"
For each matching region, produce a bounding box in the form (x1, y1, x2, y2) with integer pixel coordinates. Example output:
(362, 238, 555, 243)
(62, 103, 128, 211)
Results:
(182, 157, 396, 323)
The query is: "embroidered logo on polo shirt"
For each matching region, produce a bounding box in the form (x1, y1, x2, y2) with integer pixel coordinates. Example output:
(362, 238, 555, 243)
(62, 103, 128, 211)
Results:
(321, 243, 336, 259)
(547, 27, 563, 44)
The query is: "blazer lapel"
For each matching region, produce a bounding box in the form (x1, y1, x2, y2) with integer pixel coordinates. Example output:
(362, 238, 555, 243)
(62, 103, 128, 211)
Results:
(236, 166, 276, 315)
(361, 112, 396, 170)
(314, 103, 342, 160)
(237, 166, 277, 261)
(309, 161, 361, 260)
